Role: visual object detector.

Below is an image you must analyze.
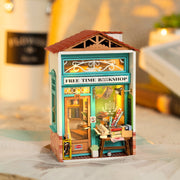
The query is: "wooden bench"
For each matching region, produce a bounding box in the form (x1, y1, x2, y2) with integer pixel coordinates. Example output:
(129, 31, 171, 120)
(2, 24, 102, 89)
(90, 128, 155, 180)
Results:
(99, 137, 132, 157)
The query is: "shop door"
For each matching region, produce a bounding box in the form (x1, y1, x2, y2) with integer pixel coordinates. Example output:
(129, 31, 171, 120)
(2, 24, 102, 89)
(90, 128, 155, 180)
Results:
(64, 95, 91, 154)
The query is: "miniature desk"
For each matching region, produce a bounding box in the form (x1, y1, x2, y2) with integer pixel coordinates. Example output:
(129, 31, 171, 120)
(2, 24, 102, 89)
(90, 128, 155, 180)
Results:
(99, 137, 132, 157)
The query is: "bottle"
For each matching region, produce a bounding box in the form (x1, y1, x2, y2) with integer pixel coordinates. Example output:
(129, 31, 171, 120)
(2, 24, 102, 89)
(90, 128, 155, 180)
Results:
(0, 0, 51, 101)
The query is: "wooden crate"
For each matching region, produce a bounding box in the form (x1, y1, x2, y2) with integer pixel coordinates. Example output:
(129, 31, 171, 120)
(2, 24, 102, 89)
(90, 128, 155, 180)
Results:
(122, 127, 132, 137)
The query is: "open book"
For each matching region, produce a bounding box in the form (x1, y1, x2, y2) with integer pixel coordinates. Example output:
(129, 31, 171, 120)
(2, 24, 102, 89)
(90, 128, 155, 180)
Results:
(94, 124, 109, 138)
(139, 40, 180, 96)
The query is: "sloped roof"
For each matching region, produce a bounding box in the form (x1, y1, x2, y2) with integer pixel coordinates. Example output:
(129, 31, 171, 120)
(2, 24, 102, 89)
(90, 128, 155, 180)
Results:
(45, 30, 138, 53)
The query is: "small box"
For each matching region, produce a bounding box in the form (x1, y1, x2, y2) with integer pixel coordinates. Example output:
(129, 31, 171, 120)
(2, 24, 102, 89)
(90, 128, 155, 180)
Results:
(122, 127, 132, 137)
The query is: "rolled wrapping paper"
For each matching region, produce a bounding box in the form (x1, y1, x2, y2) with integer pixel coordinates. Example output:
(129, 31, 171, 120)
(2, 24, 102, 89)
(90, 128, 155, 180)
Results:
(0, 0, 51, 101)
(111, 108, 122, 126)
(109, 116, 112, 127)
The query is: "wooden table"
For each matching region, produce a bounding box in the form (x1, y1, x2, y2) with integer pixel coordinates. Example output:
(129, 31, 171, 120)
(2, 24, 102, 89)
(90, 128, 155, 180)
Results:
(99, 137, 132, 157)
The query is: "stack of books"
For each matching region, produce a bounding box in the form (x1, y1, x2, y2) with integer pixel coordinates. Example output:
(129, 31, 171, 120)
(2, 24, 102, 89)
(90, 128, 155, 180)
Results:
(110, 127, 122, 138)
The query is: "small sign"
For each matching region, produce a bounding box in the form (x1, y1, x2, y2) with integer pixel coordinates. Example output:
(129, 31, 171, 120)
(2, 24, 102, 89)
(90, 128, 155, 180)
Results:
(74, 144, 83, 150)
(7, 32, 47, 65)
(64, 75, 129, 85)
(63, 139, 72, 160)
(90, 116, 96, 123)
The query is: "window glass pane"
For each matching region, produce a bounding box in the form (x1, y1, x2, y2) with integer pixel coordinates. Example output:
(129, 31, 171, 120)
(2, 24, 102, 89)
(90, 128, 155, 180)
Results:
(52, 94, 56, 123)
(52, 79, 56, 85)
(52, 85, 56, 91)
(50, 70, 57, 131)
(64, 59, 124, 73)
(95, 85, 124, 126)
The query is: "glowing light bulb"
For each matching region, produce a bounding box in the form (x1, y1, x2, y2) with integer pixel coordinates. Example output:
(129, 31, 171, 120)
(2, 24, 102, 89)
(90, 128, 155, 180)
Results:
(161, 28, 167, 36)
(4, 0, 14, 13)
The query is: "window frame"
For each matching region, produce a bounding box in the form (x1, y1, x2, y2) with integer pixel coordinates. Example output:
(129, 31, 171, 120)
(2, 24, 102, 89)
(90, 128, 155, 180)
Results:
(61, 53, 129, 77)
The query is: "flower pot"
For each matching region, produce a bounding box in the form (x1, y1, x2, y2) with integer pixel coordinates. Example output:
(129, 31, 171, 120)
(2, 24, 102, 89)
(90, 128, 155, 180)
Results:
(91, 150, 99, 158)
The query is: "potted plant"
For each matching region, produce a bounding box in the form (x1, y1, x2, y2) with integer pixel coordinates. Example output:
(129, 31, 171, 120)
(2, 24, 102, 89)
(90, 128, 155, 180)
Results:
(90, 145, 99, 158)
(154, 13, 180, 34)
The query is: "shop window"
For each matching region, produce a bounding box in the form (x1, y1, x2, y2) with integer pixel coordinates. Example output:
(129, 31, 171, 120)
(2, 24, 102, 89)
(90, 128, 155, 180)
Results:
(64, 59, 124, 73)
(95, 85, 125, 126)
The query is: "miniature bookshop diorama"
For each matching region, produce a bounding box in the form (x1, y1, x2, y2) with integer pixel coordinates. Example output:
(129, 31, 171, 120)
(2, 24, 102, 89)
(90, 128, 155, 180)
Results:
(45, 30, 137, 162)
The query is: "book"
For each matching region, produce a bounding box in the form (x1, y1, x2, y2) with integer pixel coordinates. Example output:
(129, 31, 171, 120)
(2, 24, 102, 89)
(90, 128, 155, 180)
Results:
(139, 40, 180, 96)
(111, 135, 122, 138)
(111, 137, 124, 143)
(110, 131, 122, 135)
(136, 87, 180, 117)
(110, 127, 122, 132)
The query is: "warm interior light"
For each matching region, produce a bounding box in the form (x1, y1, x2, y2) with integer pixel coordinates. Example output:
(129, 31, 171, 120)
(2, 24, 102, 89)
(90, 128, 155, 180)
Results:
(161, 28, 168, 36)
(4, 0, 14, 13)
